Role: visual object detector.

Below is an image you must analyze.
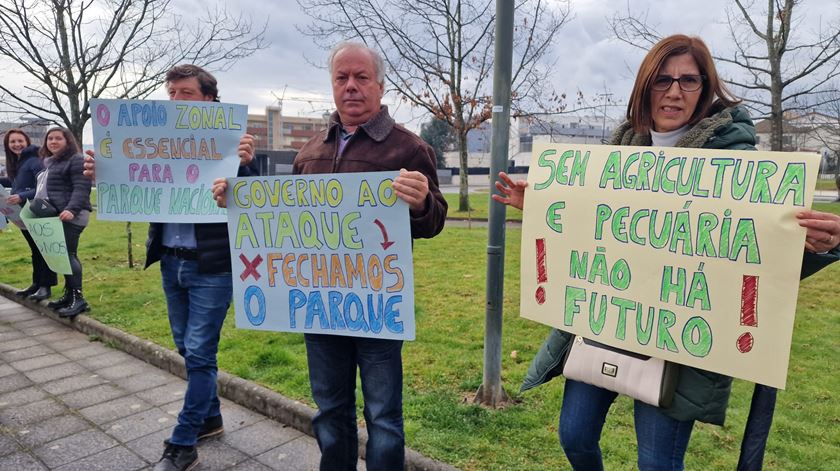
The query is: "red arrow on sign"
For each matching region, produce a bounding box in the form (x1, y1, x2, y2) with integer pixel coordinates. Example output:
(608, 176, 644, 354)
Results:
(373, 219, 395, 250)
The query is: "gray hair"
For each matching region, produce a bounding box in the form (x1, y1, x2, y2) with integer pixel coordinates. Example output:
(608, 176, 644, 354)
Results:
(328, 41, 386, 86)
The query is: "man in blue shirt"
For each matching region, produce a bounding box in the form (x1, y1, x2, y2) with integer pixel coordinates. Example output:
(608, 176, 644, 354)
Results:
(85, 64, 257, 471)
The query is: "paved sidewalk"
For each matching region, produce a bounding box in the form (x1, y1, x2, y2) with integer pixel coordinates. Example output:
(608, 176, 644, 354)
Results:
(0, 295, 331, 471)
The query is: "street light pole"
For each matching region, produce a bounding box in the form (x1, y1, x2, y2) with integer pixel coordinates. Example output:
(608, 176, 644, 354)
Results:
(475, 0, 514, 407)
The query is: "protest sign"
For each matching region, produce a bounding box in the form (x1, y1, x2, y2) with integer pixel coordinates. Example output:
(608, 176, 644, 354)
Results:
(226, 172, 416, 340)
(0, 187, 24, 230)
(90, 98, 247, 223)
(520, 143, 819, 388)
(19, 201, 72, 274)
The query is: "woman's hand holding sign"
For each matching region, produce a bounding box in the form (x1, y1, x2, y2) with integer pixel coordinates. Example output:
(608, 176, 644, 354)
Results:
(798, 209, 840, 253)
(492, 171, 528, 210)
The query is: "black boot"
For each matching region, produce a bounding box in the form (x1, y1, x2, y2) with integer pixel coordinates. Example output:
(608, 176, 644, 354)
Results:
(16, 284, 38, 297)
(27, 286, 51, 301)
(48, 288, 72, 310)
(57, 289, 89, 318)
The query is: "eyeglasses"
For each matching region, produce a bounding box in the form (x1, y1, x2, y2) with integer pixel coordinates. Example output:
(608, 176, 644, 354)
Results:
(651, 75, 706, 92)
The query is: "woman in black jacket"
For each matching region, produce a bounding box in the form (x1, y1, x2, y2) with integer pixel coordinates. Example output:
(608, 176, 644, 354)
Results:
(4, 129, 57, 300)
(37, 127, 92, 317)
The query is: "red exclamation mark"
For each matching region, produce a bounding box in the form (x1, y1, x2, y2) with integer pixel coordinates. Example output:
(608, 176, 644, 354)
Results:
(535, 238, 548, 305)
(737, 275, 759, 353)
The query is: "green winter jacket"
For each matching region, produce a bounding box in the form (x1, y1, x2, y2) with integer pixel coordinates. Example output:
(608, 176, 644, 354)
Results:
(521, 103, 838, 425)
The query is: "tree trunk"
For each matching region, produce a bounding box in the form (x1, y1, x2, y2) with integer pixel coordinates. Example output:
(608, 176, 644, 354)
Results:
(126, 222, 134, 268)
(458, 130, 470, 212)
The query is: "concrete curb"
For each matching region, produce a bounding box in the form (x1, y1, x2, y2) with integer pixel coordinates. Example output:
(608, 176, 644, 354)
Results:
(0, 282, 459, 471)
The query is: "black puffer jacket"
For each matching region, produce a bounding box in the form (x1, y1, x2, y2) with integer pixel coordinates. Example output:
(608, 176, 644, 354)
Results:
(11, 145, 42, 202)
(45, 153, 92, 215)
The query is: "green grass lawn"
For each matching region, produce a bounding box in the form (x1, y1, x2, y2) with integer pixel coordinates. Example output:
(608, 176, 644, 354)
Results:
(816, 177, 839, 192)
(1, 206, 838, 470)
(443, 192, 523, 221)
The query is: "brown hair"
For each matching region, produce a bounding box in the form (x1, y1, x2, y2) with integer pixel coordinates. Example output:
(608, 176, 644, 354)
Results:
(3, 128, 32, 180)
(39, 127, 80, 161)
(165, 64, 219, 101)
(626, 34, 740, 134)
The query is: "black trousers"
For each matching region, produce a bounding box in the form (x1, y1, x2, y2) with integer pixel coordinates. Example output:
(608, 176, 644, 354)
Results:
(62, 222, 85, 289)
(21, 229, 58, 288)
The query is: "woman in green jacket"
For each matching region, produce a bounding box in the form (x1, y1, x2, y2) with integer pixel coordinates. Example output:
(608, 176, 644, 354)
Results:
(494, 34, 840, 471)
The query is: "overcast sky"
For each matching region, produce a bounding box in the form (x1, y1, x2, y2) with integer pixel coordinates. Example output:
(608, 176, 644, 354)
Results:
(197, 0, 840, 128)
(3, 0, 839, 137)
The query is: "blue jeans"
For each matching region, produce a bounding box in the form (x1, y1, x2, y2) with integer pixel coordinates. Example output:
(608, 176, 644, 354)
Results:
(304, 334, 404, 471)
(559, 379, 694, 471)
(160, 254, 231, 446)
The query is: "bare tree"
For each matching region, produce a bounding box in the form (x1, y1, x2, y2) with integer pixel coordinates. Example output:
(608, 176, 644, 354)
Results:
(0, 0, 267, 267)
(0, 0, 268, 144)
(297, 0, 572, 211)
(813, 88, 840, 180)
(609, 0, 840, 151)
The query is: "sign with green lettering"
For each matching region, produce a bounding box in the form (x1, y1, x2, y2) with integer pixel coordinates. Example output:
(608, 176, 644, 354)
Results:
(520, 143, 819, 388)
(19, 201, 72, 275)
(90, 98, 247, 223)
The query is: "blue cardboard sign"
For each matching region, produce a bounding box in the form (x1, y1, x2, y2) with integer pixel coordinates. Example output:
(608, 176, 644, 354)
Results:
(90, 98, 247, 222)
(226, 172, 416, 340)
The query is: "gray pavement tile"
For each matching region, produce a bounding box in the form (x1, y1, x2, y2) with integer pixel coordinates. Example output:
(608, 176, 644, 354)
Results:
(14, 317, 55, 329)
(0, 432, 21, 457)
(31, 330, 87, 344)
(25, 362, 88, 384)
(254, 436, 323, 471)
(59, 383, 128, 409)
(41, 373, 108, 396)
(77, 350, 135, 370)
(0, 307, 26, 316)
(16, 414, 91, 448)
(0, 336, 39, 353)
(0, 330, 29, 346)
(113, 370, 173, 393)
(62, 343, 118, 361)
(124, 428, 170, 463)
(216, 401, 266, 434)
(134, 381, 186, 406)
(103, 407, 177, 442)
(0, 386, 48, 409)
(230, 460, 272, 471)
(78, 396, 154, 425)
(192, 439, 249, 471)
(0, 398, 68, 427)
(229, 458, 275, 471)
(222, 420, 303, 456)
(45, 337, 93, 353)
(19, 323, 64, 337)
(0, 363, 17, 378)
(0, 451, 48, 470)
(161, 399, 185, 416)
(0, 323, 15, 332)
(0, 344, 54, 362)
(0, 310, 39, 322)
(53, 445, 147, 471)
(0, 373, 34, 394)
(33, 429, 118, 468)
(9, 353, 69, 372)
(94, 360, 156, 380)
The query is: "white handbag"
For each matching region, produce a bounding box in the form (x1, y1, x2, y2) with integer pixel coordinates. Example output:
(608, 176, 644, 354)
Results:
(562, 336, 678, 407)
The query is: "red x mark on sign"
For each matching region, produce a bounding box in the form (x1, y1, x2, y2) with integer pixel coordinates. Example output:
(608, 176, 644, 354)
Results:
(239, 253, 263, 281)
